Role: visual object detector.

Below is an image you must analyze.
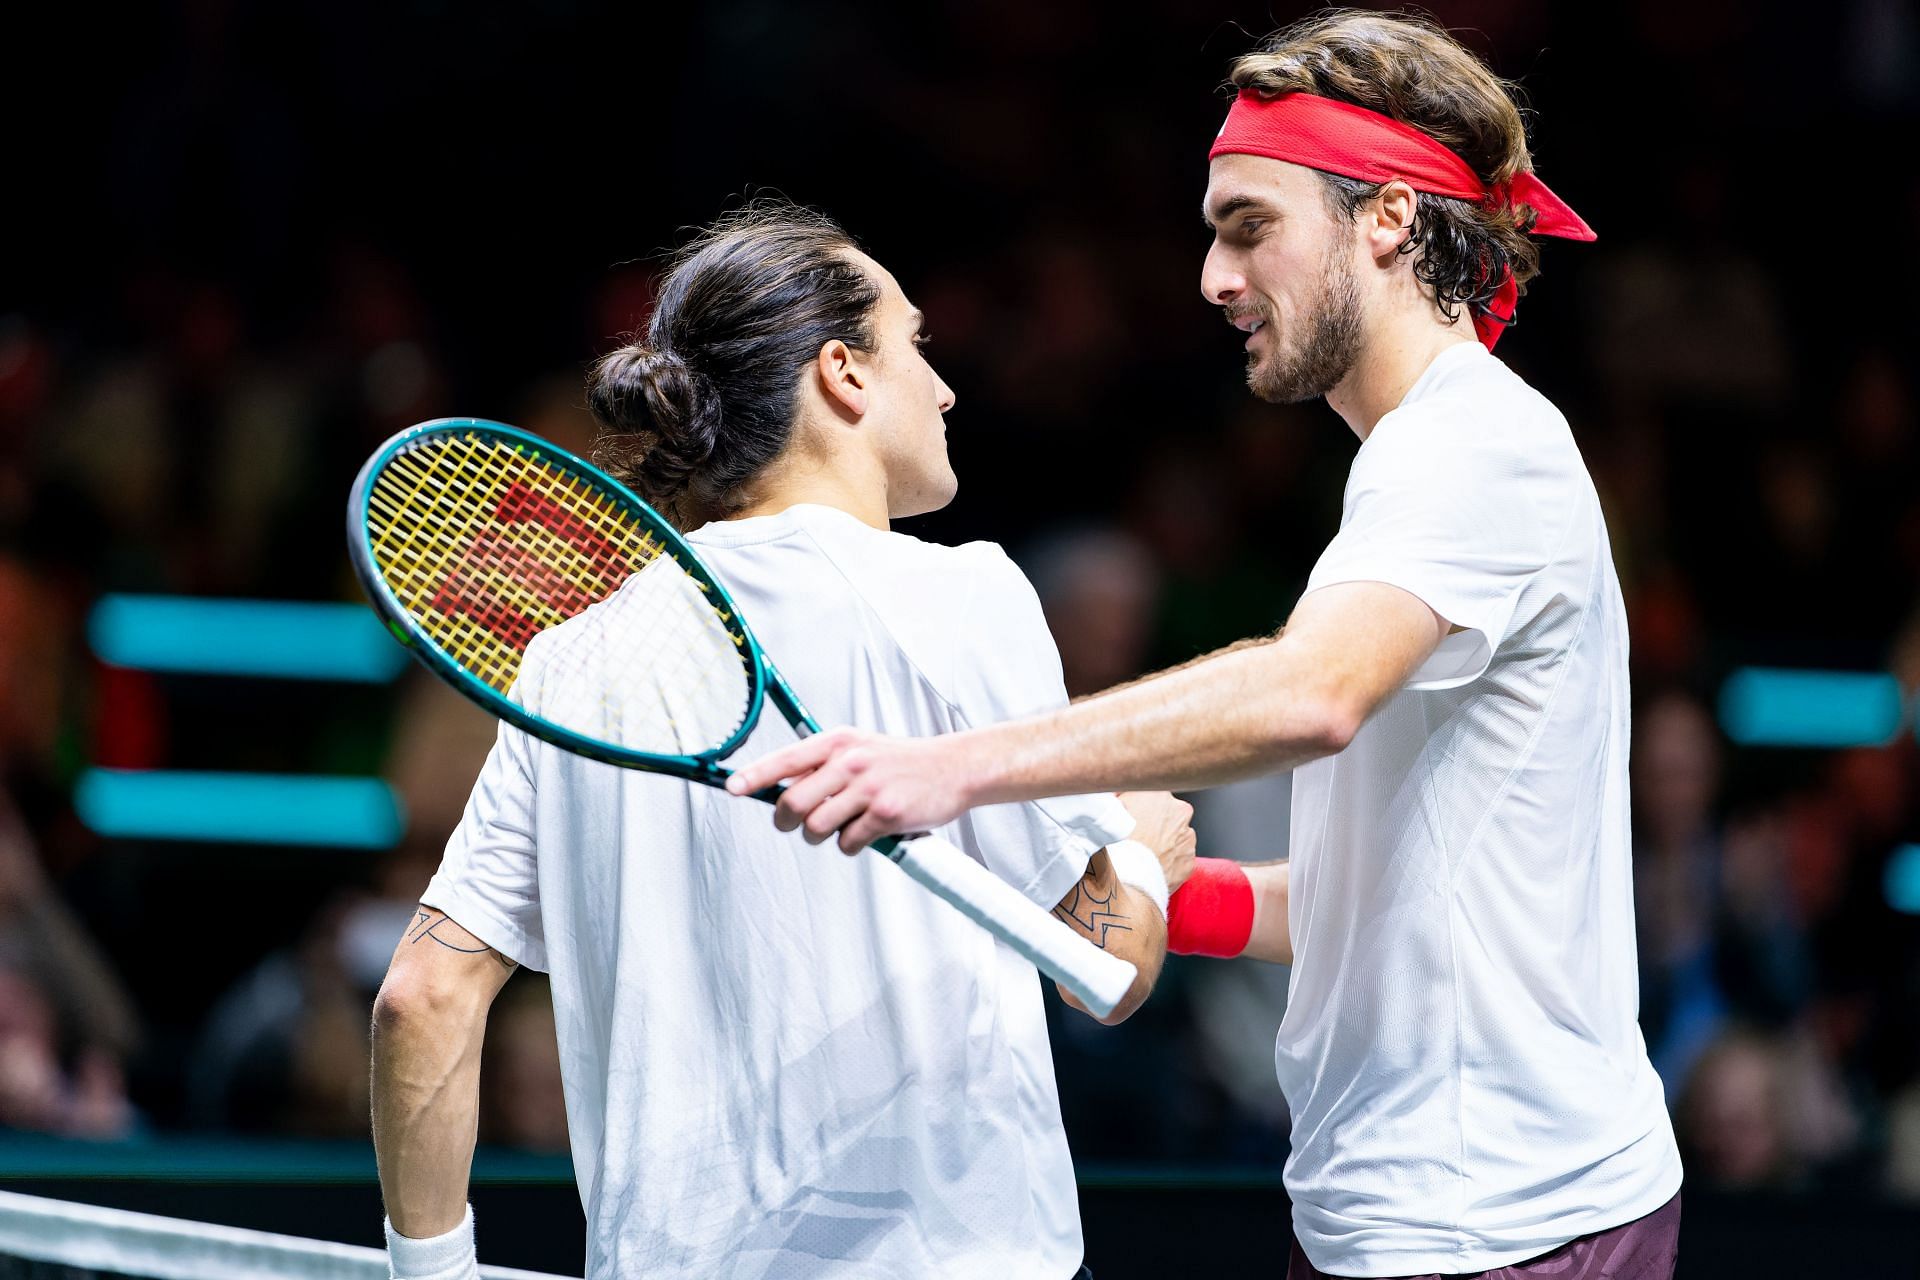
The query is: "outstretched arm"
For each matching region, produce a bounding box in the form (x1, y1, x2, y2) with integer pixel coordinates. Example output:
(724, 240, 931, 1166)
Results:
(729, 580, 1448, 851)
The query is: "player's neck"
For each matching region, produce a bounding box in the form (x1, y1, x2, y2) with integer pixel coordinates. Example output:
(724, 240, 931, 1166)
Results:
(1325, 310, 1478, 442)
(731, 456, 892, 531)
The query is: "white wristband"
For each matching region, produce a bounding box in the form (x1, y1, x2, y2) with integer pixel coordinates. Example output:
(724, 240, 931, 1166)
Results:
(386, 1204, 481, 1280)
(1104, 839, 1169, 919)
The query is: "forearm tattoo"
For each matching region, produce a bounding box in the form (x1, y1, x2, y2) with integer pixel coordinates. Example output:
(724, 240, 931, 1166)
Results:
(408, 907, 517, 970)
(1052, 876, 1133, 950)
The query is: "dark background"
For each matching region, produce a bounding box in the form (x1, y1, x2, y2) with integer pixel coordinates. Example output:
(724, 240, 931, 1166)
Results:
(2, 1, 1918, 1275)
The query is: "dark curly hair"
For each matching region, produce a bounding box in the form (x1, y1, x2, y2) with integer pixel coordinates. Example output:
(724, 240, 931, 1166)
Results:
(587, 200, 881, 528)
(1228, 10, 1543, 328)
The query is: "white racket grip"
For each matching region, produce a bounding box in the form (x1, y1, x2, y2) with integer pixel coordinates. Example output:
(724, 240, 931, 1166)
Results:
(887, 834, 1138, 1019)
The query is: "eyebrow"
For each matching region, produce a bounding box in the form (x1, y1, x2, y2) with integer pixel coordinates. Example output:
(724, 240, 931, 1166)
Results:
(1202, 194, 1275, 229)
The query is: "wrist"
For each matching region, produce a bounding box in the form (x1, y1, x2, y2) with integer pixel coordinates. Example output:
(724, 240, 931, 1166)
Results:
(1104, 839, 1170, 917)
(946, 726, 1010, 809)
(1166, 858, 1255, 958)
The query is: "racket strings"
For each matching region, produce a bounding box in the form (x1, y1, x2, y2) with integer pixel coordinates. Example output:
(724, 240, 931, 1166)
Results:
(370, 443, 633, 689)
(366, 431, 751, 755)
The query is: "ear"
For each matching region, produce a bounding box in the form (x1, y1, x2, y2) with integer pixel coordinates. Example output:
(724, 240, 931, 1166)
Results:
(813, 338, 870, 418)
(1366, 179, 1418, 261)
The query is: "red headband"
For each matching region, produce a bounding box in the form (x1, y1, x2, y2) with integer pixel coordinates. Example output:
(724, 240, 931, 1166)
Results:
(1210, 90, 1594, 350)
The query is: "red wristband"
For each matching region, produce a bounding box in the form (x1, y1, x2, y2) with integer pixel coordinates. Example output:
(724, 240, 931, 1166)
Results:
(1166, 858, 1255, 958)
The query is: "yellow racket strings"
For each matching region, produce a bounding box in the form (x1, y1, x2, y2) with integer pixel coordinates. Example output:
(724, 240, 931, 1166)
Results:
(365, 432, 752, 755)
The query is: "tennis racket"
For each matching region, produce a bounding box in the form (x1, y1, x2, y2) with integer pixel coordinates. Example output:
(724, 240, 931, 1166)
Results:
(346, 418, 1137, 1017)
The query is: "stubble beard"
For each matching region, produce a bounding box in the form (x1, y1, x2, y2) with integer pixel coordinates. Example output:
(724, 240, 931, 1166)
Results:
(1246, 248, 1363, 406)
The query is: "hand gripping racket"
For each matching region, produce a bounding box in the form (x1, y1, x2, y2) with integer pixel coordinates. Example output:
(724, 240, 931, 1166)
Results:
(347, 419, 1137, 1017)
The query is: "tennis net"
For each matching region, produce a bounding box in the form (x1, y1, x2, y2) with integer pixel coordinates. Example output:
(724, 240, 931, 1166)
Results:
(0, 1191, 577, 1280)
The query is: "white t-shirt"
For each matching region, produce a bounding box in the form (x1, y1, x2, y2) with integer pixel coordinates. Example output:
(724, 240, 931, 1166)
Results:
(423, 504, 1133, 1280)
(1280, 343, 1683, 1276)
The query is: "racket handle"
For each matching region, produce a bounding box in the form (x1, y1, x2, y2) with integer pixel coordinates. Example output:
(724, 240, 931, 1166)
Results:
(886, 834, 1138, 1020)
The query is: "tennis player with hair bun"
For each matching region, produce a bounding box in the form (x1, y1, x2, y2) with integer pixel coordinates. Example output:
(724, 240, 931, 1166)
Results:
(734, 12, 1685, 1280)
(370, 203, 1190, 1279)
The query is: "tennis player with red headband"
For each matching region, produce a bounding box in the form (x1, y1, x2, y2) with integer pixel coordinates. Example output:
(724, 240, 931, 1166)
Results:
(732, 12, 1683, 1279)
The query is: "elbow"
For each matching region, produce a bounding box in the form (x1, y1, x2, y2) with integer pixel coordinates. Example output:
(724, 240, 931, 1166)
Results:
(370, 981, 423, 1044)
(1076, 975, 1150, 1028)
(1089, 914, 1166, 1027)
(1095, 975, 1154, 1026)
(1254, 659, 1361, 759)
(371, 972, 469, 1043)
(1297, 695, 1361, 759)
(1323, 706, 1361, 755)
(370, 977, 491, 1079)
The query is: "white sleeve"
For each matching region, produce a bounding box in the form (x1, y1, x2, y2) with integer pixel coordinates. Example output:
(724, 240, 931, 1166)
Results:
(941, 546, 1135, 910)
(1303, 422, 1554, 691)
(419, 696, 548, 972)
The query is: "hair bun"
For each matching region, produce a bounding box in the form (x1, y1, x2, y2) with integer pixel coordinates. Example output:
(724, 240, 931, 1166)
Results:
(588, 346, 718, 455)
(587, 344, 724, 506)
(584, 203, 876, 526)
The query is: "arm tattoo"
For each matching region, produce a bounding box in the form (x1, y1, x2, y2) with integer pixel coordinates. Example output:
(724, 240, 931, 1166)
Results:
(407, 908, 518, 970)
(1052, 876, 1133, 950)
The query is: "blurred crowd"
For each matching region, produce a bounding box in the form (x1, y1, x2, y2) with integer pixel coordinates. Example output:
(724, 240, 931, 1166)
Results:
(4, 0, 1920, 1211)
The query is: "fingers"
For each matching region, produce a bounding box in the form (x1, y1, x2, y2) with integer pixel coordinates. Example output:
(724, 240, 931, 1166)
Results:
(726, 732, 844, 796)
(728, 726, 931, 856)
(730, 728, 889, 852)
(838, 807, 898, 856)
(1114, 790, 1196, 857)
(773, 756, 859, 834)
(799, 785, 874, 850)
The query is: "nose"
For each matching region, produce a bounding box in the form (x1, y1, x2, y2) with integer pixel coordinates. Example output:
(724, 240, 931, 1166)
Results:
(1200, 240, 1245, 308)
(935, 372, 956, 414)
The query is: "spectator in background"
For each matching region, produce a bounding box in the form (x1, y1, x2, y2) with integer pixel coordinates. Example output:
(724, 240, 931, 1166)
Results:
(1023, 526, 1161, 699)
(1586, 157, 1793, 416)
(0, 551, 139, 1139)
(1124, 446, 1290, 670)
(190, 889, 376, 1135)
(1677, 1030, 1793, 1189)
(0, 962, 67, 1134)
(1678, 1026, 1862, 1192)
(1633, 692, 1811, 1094)
(0, 801, 140, 1139)
(1888, 1077, 1920, 1201)
(39, 275, 324, 596)
(1634, 692, 1732, 1091)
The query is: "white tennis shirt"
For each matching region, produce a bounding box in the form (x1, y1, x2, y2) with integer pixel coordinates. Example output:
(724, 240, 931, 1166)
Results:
(1281, 343, 1682, 1276)
(423, 504, 1132, 1279)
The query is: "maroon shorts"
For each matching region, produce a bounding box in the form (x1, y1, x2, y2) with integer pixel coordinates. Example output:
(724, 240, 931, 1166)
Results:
(1286, 1193, 1681, 1280)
